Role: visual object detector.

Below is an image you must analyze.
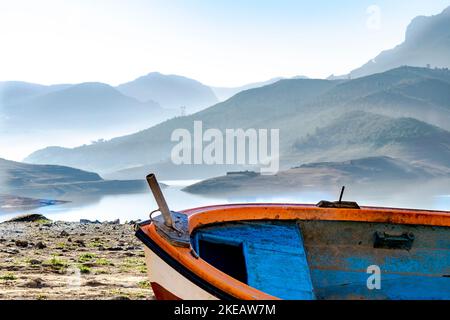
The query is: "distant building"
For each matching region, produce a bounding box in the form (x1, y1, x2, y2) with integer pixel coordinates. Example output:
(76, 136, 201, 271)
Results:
(226, 170, 260, 177)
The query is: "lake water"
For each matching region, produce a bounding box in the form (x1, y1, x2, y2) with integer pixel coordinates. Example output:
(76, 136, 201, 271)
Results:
(1, 180, 450, 223)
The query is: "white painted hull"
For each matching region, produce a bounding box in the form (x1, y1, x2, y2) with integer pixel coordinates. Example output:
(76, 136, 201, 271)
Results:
(144, 247, 219, 300)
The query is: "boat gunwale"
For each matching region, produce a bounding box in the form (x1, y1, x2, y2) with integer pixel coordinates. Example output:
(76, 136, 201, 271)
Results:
(137, 203, 450, 300)
(184, 203, 450, 231)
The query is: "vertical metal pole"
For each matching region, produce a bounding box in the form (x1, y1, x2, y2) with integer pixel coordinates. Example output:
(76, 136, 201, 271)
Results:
(339, 186, 345, 203)
(146, 174, 174, 228)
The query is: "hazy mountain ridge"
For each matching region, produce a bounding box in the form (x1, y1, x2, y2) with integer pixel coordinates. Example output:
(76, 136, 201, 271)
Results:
(301, 67, 450, 132)
(24, 66, 450, 178)
(211, 76, 309, 101)
(317, 67, 450, 107)
(295, 111, 450, 148)
(346, 6, 450, 78)
(212, 78, 283, 101)
(3, 82, 163, 129)
(0, 80, 178, 161)
(293, 110, 450, 171)
(0, 158, 102, 186)
(25, 78, 338, 173)
(0, 158, 146, 199)
(183, 156, 441, 196)
(116, 72, 218, 113)
(0, 81, 72, 106)
(1, 72, 246, 160)
(296, 156, 434, 180)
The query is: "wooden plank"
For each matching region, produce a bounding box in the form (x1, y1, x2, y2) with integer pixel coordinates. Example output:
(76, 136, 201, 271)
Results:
(195, 221, 315, 300)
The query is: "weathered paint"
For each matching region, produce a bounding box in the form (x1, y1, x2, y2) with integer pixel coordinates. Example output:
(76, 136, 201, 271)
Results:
(191, 220, 449, 300)
(311, 270, 450, 300)
(193, 221, 315, 300)
(298, 220, 450, 300)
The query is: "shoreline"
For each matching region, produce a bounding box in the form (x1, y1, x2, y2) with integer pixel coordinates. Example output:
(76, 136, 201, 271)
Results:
(0, 216, 154, 300)
(0, 194, 69, 214)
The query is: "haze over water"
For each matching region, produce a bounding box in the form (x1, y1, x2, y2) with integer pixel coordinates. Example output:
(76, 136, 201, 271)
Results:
(1, 180, 449, 223)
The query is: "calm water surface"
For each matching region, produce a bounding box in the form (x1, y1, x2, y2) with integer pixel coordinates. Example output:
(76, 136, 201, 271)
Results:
(1, 180, 449, 223)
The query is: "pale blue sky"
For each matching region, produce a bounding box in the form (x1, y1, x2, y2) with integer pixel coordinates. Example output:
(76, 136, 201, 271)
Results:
(0, 0, 449, 86)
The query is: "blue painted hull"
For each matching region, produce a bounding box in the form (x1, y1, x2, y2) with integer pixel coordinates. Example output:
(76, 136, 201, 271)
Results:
(192, 220, 450, 300)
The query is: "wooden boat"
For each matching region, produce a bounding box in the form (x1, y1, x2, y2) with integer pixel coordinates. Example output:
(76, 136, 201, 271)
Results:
(135, 174, 450, 300)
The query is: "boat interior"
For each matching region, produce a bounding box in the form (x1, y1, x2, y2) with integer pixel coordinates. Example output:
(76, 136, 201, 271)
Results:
(191, 220, 450, 300)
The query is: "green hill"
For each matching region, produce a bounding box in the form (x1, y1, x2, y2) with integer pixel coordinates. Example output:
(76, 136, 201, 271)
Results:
(183, 156, 441, 197)
(293, 111, 450, 172)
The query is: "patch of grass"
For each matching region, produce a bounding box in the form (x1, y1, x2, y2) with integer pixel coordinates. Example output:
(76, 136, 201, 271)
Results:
(0, 273, 17, 281)
(78, 253, 96, 263)
(119, 266, 131, 273)
(110, 289, 130, 299)
(110, 289, 121, 295)
(56, 242, 67, 249)
(96, 258, 113, 266)
(88, 241, 104, 248)
(36, 294, 47, 300)
(123, 257, 146, 271)
(137, 280, 150, 289)
(78, 265, 91, 274)
(45, 256, 68, 271)
(138, 265, 147, 274)
(124, 257, 145, 265)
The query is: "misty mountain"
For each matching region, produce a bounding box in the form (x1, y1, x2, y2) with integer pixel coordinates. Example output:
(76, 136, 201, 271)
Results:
(116, 72, 218, 113)
(24, 67, 450, 179)
(3, 82, 166, 130)
(25, 77, 336, 174)
(345, 6, 450, 79)
(306, 66, 450, 131)
(319, 66, 450, 106)
(0, 81, 177, 161)
(0, 81, 71, 106)
(0, 158, 146, 199)
(212, 76, 310, 101)
(104, 160, 255, 181)
(212, 78, 284, 101)
(183, 156, 438, 196)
